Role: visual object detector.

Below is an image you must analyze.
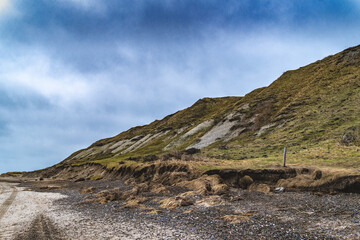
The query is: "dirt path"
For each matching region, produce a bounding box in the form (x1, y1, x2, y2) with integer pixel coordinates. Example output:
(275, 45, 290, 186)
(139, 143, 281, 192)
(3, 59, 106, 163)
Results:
(14, 214, 64, 240)
(0, 180, 197, 239)
(0, 181, 66, 240)
(0, 185, 18, 220)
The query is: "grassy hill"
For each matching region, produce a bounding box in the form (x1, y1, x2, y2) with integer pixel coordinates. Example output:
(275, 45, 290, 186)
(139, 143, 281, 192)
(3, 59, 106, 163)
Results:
(58, 45, 360, 171)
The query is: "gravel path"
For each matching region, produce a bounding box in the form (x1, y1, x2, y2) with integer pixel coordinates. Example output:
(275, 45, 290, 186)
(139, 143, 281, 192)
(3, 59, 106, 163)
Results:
(0, 181, 200, 239)
(0, 182, 66, 240)
(14, 214, 65, 240)
(0, 184, 18, 220)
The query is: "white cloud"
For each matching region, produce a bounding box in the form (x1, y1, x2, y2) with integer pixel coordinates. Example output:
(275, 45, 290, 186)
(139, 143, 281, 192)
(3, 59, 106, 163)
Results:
(58, 0, 107, 14)
(116, 43, 140, 63)
(0, 50, 92, 107)
(0, 0, 19, 18)
(0, 0, 10, 14)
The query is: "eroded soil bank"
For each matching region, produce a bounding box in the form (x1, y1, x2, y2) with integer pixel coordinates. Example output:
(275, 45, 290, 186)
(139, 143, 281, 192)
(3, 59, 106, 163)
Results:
(18, 160, 360, 194)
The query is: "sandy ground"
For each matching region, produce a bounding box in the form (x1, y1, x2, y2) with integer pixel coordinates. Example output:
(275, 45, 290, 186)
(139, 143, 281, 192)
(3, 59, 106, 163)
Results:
(0, 181, 66, 239)
(0, 181, 198, 239)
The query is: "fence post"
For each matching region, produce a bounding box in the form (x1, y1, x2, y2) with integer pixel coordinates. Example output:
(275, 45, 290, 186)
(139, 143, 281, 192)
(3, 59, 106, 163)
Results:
(283, 147, 287, 167)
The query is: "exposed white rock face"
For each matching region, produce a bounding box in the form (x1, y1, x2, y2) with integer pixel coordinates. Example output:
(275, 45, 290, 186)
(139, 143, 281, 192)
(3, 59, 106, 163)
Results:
(238, 103, 250, 110)
(164, 119, 214, 150)
(187, 113, 245, 149)
(183, 120, 214, 137)
(72, 148, 94, 160)
(256, 123, 276, 136)
(68, 100, 274, 158)
(187, 121, 233, 149)
(88, 143, 113, 157)
(70, 131, 170, 160)
(176, 126, 188, 135)
(70, 142, 115, 161)
(110, 139, 133, 153)
(121, 131, 169, 154)
(121, 134, 153, 154)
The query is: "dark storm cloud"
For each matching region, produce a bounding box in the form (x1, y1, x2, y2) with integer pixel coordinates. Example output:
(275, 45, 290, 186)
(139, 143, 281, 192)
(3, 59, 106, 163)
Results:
(1, 0, 360, 173)
(2, 0, 357, 74)
(10, 1, 359, 35)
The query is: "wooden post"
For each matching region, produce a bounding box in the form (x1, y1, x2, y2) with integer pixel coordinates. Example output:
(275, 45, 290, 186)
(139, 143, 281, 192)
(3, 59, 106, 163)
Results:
(283, 147, 287, 167)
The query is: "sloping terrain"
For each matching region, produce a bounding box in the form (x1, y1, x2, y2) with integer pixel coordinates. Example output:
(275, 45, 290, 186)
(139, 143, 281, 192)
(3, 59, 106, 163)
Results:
(53, 45, 360, 170)
(60, 96, 241, 165)
(1, 46, 360, 240)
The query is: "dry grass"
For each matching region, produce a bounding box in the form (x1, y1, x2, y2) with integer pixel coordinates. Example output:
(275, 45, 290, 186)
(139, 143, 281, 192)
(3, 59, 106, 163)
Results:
(158, 197, 181, 209)
(195, 195, 225, 207)
(277, 168, 359, 189)
(121, 196, 147, 209)
(141, 209, 163, 215)
(80, 187, 94, 194)
(248, 183, 270, 194)
(183, 209, 194, 214)
(149, 184, 170, 194)
(158, 193, 197, 209)
(175, 174, 226, 195)
(216, 215, 250, 224)
(216, 211, 256, 224)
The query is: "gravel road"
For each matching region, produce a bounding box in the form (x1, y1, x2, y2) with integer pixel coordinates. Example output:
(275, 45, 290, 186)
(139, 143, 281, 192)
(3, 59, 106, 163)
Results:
(0, 180, 199, 239)
(1, 179, 359, 239)
(0, 181, 66, 239)
(0, 184, 18, 220)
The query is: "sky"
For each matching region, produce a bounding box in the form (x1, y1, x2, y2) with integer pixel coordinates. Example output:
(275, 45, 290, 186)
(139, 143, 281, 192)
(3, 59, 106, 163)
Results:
(1, 0, 360, 173)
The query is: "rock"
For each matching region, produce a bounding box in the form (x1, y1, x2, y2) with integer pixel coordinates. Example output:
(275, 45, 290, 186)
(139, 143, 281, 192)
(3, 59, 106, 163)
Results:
(238, 175, 254, 189)
(180, 197, 195, 207)
(274, 187, 285, 193)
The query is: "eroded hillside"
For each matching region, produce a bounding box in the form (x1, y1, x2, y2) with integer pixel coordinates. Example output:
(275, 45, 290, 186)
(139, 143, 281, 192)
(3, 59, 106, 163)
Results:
(58, 45, 360, 169)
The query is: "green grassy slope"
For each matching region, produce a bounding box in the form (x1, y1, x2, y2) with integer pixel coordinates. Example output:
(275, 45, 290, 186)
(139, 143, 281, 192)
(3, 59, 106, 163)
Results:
(60, 45, 360, 170)
(206, 45, 360, 168)
(61, 96, 241, 165)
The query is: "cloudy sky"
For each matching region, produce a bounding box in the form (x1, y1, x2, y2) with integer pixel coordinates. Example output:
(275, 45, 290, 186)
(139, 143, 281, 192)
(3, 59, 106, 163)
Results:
(1, 0, 360, 173)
